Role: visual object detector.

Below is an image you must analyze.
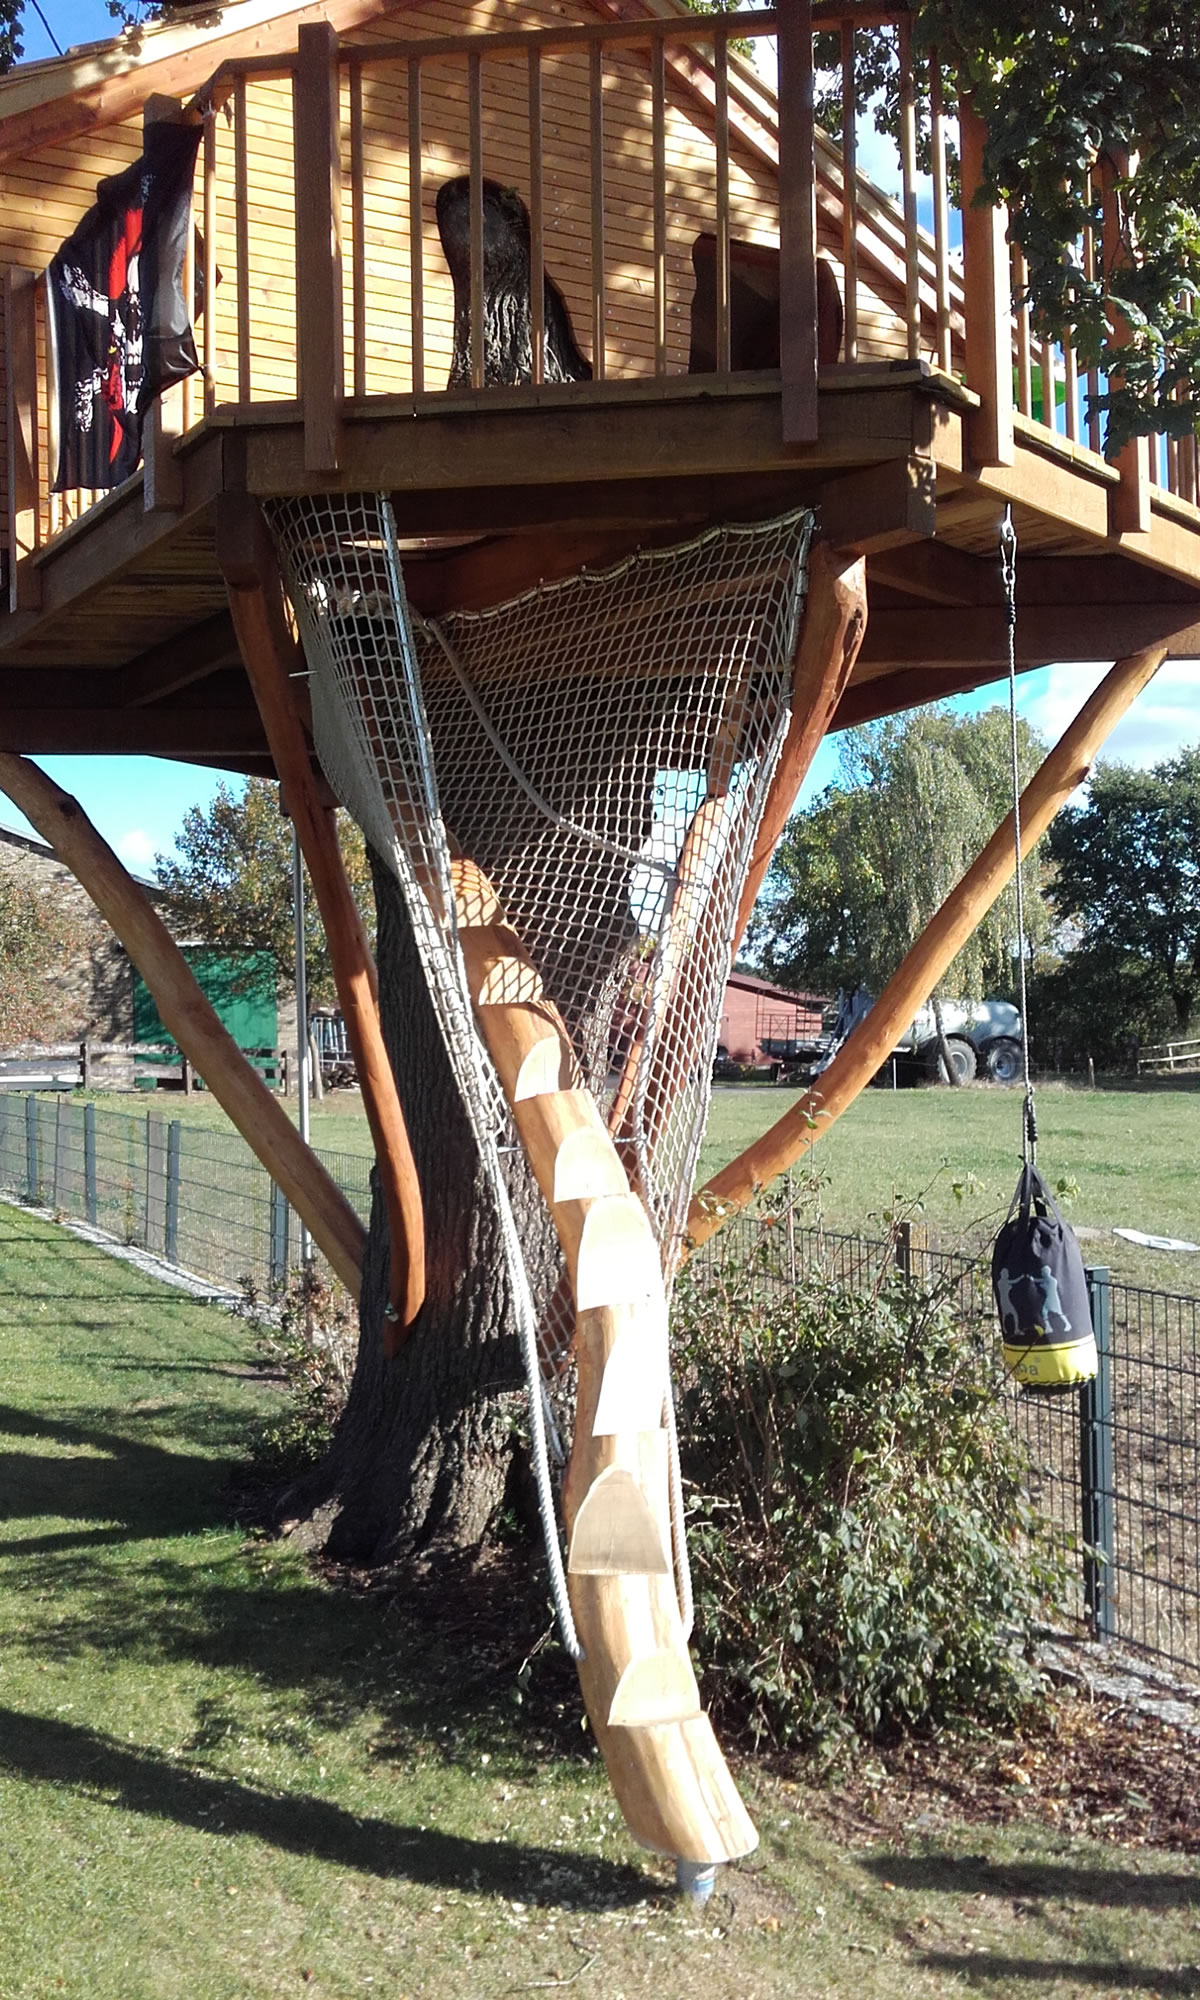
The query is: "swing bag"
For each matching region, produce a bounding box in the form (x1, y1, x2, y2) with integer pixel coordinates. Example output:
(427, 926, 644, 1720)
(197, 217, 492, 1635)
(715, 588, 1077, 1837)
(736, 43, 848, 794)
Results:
(992, 1164, 1097, 1390)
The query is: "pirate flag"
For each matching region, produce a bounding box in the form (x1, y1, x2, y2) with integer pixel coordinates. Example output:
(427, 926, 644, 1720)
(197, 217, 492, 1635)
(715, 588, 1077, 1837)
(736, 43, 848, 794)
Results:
(47, 119, 202, 491)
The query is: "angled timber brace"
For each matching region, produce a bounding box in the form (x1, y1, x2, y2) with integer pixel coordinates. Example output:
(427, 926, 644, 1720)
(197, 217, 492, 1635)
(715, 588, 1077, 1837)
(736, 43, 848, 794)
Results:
(686, 640, 1169, 1253)
(0, 753, 367, 1293)
(218, 494, 425, 1349)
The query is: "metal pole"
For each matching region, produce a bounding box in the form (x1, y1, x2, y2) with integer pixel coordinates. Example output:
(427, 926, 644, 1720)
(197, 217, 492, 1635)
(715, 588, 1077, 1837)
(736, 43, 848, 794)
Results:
(292, 822, 312, 1265)
(165, 1120, 181, 1264)
(1080, 1266, 1116, 1641)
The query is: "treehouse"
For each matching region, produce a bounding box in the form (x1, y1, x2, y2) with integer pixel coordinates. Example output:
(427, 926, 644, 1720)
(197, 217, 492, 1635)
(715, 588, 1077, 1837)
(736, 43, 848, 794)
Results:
(1, 0, 1196, 1894)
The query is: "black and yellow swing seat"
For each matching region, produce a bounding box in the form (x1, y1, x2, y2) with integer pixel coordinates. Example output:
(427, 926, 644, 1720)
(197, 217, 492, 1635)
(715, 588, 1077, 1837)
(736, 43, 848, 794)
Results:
(992, 1163, 1099, 1391)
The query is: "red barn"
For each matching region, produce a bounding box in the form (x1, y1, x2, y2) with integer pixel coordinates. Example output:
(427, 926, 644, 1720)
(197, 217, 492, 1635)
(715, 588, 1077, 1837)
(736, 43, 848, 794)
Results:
(717, 971, 827, 1074)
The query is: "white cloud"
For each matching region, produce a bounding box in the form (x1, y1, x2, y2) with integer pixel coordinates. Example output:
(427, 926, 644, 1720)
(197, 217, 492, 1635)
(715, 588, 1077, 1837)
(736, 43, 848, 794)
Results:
(114, 828, 159, 876)
(1018, 658, 1200, 772)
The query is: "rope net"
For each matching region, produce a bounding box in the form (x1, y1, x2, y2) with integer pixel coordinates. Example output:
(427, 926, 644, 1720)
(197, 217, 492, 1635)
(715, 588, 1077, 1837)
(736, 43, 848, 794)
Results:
(268, 496, 812, 1380)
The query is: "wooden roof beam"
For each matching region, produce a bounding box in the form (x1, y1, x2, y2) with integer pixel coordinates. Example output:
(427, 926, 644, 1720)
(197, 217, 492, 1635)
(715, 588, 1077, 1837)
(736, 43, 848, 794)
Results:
(858, 600, 1200, 669)
(115, 612, 242, 707)
(0, 710, 267, 755)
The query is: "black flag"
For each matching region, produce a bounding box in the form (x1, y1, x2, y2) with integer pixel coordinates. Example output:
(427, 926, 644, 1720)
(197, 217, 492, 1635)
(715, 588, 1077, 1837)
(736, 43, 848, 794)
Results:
(47, 119, 202, 491)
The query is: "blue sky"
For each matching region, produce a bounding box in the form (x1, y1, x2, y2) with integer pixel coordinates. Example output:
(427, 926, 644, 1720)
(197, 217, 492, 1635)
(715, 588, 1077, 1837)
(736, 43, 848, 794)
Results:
(3, 3, 1195, 870)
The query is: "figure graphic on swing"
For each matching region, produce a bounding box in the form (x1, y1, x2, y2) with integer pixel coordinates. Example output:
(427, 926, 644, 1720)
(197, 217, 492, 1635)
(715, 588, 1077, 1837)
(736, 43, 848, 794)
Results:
(995, 1263, 1073, 1341)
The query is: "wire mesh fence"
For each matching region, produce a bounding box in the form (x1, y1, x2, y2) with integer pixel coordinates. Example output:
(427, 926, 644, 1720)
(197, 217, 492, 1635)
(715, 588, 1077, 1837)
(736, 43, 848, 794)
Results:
(0, 1092, 372, 1297)
(689, 1206, 1200, 1679)
(3, 1090, 1197, 1675)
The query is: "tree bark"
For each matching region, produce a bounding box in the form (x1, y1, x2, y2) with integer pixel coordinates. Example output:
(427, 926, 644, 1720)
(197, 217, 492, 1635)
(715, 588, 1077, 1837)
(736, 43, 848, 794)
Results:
(280, 858, 552, 1564)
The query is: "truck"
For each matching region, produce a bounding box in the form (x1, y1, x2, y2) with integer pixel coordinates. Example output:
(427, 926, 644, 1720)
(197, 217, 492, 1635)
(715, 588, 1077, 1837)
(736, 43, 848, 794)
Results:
(819, 988, 1024, 1085)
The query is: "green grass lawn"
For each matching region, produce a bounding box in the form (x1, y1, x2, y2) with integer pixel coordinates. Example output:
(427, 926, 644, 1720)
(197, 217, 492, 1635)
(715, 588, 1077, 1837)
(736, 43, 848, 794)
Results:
(4, 1199, 1200, 1997)
(698, 1077, 1200, 1296)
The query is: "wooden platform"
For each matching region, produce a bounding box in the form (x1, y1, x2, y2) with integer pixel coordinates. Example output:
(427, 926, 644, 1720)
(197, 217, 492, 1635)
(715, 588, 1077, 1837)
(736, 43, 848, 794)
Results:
(1, 364, 1198, 777)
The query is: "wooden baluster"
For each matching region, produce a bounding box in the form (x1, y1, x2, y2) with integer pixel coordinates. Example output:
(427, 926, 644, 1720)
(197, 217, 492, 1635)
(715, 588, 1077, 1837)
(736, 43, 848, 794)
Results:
(202, 109, 217, 413)
(590, 40, 606, 381)
(930, 54, 951, 374)
(235, 75, 251, 402)
(1102, 153, 1150, 534)
(144, 93, 186, 512)
(960, 96, 1014, 467)
(1084, 180, 1102, 453)
(1039, 332, 1056, 434)
(350, 61, 366, 400)
(4, 266, 41, 612)
(650, 38, 667, 377)
(713, 24, 730, 375)
(778, 0, 817, 442)
(898, 14, 920, 360)
(293, 22, 343, 472)
(1014, 248, 1032, 417)
(840, 23, 858, 363)
(1064, 328, 1080, 443)
(468, 51, 484, 391)
(408, 58, 424, 395)
(528, 47, 545, 386)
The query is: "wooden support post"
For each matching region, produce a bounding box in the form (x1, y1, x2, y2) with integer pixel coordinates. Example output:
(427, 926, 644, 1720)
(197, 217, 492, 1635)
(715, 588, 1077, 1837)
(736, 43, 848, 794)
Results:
(778, 0, 818, 443)
(1101, 155, 1152, 538)
(218, 493, 424, 1344)
(687, 642, 1168, 1253)
(143, 95, 187, 514)
(4, 267, 41, 612)
(732, 542, 867, 953)
(0, 751, 365, 1296)
(960, 100, 1015, 469)
(294, 21, 344, 473)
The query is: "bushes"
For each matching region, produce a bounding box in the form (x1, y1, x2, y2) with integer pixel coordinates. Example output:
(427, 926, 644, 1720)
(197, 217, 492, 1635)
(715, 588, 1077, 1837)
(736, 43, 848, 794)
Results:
(673, 1246, 1066, 1754)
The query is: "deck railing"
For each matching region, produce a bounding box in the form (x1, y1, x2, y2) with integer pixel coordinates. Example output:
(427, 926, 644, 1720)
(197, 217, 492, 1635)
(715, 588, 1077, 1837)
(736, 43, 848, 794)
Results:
(6, 2, 1199, 607)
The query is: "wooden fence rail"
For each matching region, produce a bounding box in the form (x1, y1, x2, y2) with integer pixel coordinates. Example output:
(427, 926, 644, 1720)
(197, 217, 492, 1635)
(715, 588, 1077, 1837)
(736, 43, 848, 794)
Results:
(1138, 1037, 1200, 1076)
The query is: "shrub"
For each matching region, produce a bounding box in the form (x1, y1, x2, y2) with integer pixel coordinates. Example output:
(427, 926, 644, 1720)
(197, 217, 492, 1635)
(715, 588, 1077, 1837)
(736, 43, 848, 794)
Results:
(673, 1240, 1067, 1755)
(240, 1265, 357, 1484)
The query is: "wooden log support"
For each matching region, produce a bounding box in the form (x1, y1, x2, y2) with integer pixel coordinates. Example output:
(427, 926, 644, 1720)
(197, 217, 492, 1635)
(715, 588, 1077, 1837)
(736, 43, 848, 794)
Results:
(733, 541, 867, 952)
(687, 641, 1168, 1252)
(960, 100, 1015, 469)
(450, 857, 757, 1869)
(217, 494, 425, 1346)
(0, 752, 365, 1294)
(4, 266, 40, 613)
(777, 0, 818, 444)
(294, 21, 344, 472)
(143, 94, 187, 514)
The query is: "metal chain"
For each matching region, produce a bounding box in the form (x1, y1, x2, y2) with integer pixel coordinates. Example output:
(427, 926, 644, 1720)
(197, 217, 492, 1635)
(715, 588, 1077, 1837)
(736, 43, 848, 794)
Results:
(1001, 507, 1037, 1166)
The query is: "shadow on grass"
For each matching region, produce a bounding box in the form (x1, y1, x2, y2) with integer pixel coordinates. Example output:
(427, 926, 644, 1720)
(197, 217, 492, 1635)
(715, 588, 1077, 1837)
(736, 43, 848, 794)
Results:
(864, 1852, 1200, 1907)
(0, 1705, 649, 1907)
(915, 1955, 1200, 1992)
(0, 1403, 266, 1547)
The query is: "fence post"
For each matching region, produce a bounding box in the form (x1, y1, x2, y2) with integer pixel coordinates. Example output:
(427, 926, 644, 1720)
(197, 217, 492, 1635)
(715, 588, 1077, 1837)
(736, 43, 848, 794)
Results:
(269, 1178, 290, 1290)
(145, 1114, 166, 1255)
(165, 1120, 182, 1264)
(84, 1102, 98, 1226)
(24, 1092, 39, 1201)
(1080, 1265, 1116, 1641)
(53, 1096, 69, 1211)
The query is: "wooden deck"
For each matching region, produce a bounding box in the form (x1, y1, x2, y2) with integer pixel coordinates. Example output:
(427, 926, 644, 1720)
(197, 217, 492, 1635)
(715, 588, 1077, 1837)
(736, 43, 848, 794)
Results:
(2, 2, 1199, 775)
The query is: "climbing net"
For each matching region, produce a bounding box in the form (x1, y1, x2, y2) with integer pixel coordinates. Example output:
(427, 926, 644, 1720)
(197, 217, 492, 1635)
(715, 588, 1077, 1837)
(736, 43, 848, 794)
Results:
(268, 496, 812, 1370)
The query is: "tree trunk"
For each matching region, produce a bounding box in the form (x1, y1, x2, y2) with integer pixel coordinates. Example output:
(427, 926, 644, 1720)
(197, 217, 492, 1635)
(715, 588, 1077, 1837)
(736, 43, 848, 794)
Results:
(931, 993, 961, 1086)
(279, 858, 552, 1564)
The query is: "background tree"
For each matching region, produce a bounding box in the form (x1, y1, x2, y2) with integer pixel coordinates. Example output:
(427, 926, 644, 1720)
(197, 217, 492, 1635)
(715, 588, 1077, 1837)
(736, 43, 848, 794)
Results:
(813, 3, 1200, 453)
(1047, 743, 1200, 1038)
(155, 778, 373, 1006)
(750, 706, 1050, 1074)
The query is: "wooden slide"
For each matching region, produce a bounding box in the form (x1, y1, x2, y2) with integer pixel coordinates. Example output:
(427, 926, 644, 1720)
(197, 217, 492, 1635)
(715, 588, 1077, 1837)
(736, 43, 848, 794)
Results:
(450, 858, 756, 1873)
